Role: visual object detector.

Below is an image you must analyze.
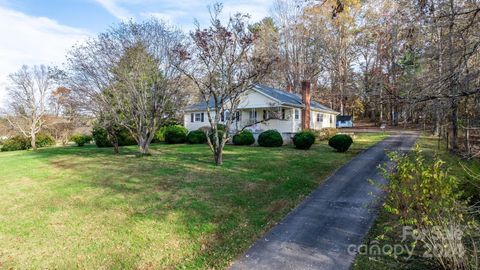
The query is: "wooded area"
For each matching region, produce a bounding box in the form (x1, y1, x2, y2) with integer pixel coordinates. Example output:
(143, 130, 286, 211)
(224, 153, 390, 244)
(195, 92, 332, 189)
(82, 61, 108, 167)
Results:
(254, 0, 480, 156)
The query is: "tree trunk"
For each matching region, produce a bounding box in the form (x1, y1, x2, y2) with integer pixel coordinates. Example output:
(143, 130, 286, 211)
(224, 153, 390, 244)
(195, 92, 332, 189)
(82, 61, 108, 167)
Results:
(450, 98, 459, 152)
(106, 127, 119, 154)
(214, 146, 223, 166)
(434, 103, 441, 136)
(113, 141, 119, 154)
(31, 130, 37, 151)
(139, 136, 150, 155)
(208, 128, 224, 166)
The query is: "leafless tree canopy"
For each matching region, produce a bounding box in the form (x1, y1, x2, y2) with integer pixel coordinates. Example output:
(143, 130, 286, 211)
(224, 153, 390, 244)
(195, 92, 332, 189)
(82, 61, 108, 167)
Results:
(174, 3, 276, 165)
(5, 65, 56, 150)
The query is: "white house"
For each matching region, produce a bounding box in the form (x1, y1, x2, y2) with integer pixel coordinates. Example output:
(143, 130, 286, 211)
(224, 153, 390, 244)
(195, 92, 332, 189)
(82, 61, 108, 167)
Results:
(184, 84, 339, 143)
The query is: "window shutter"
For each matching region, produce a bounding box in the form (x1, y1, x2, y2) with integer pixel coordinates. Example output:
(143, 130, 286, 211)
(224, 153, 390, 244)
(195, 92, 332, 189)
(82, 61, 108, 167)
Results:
(191, 113, 194, 122)
(201, 113, 204, 122)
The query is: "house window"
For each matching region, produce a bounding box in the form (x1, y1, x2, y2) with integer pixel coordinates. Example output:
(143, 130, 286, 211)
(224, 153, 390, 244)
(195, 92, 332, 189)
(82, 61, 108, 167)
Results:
(195, 113, 202, 122)
(294, 109, 299, 120)
(193, 113, 204, 122)
(249, 110, 257, 122)
(263, 110, 268, 120)
(330, 115, 333, 124)
(317, 113, 323, 122)
(282, 109, 286, 120)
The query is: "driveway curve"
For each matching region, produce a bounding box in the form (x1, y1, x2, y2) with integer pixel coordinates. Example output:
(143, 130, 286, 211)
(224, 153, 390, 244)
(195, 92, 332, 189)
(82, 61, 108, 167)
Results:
(230, 134, 418, 270)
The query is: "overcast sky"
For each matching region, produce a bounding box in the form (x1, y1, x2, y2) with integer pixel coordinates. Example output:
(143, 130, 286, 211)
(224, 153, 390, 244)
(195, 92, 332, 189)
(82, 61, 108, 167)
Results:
(0, 0, 273, 106)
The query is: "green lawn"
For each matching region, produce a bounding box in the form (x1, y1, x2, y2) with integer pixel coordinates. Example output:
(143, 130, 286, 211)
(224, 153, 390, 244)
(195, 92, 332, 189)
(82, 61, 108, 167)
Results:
(0, 133, 386, 269)
(353, 134, 480, 270)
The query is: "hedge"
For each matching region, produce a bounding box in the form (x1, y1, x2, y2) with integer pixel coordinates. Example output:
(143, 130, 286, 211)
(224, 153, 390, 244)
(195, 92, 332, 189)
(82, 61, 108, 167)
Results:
(0, 133, 55, 152)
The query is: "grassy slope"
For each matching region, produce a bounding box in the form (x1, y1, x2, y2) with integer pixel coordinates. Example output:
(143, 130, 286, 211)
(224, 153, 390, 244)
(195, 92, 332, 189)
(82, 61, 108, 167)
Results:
(353, 135, 480, 270)
(0, 133, 385, 269)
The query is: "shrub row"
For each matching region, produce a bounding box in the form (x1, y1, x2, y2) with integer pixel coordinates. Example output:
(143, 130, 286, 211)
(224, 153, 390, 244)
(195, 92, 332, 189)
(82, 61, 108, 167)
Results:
(1, 133, 55, 152)
(163, 125, 230, 145)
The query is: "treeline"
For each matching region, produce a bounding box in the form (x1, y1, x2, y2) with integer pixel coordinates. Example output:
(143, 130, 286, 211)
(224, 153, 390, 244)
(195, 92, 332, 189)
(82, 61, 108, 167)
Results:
(253, 0, 479, 155)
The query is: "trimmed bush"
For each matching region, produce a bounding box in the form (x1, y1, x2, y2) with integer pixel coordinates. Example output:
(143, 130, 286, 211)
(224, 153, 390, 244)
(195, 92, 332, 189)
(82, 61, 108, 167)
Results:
(92, 125, 137, 148)
(258, 130, 283, 147)
(164, 125, 188, 144)
(35, 133, 55, 148)
(1, 136, 31, 152)
(328, 134, 353, 152)
(233, 130, 255, 146)
(293, 131, 316, 150)
(187, 130, 207, 144)
(71, 134, 92, 147)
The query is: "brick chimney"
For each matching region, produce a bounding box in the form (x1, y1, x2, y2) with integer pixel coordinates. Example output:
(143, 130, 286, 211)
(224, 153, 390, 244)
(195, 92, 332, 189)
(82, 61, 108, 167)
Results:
(301, 81, 311, 130)
(286, 84, 293, 93)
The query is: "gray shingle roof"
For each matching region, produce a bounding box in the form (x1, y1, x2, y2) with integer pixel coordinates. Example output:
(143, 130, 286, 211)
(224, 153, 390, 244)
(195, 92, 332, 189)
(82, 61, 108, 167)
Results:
(185, 84, 339, 114)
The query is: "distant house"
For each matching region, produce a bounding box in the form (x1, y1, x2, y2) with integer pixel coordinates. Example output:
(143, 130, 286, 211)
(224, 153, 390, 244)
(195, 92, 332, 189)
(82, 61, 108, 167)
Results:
(184, 84, 339, 143)
(336, 115, 353, 128)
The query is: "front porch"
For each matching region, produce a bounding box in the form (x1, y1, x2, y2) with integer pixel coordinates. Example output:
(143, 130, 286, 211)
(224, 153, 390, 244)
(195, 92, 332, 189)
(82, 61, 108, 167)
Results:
(229, 107, 302, 134)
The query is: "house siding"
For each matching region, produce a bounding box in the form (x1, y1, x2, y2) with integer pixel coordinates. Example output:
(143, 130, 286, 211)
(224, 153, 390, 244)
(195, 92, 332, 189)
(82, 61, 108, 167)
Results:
(183, 87, 338, 136)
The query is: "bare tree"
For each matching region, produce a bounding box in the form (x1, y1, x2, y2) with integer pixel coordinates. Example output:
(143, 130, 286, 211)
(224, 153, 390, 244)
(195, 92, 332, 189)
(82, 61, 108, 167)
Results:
(4, 65, 55, 150)
(175, 3, 275, 165)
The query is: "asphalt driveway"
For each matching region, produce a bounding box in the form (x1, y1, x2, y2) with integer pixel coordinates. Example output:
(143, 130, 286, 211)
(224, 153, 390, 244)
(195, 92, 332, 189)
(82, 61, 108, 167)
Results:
(230, 134, 418, 270)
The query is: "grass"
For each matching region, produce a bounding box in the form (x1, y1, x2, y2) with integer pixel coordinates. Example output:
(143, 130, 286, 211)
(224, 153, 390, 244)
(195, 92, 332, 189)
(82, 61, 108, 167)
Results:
(353, 134, 480, 270)
(0, 133, 386, 269)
